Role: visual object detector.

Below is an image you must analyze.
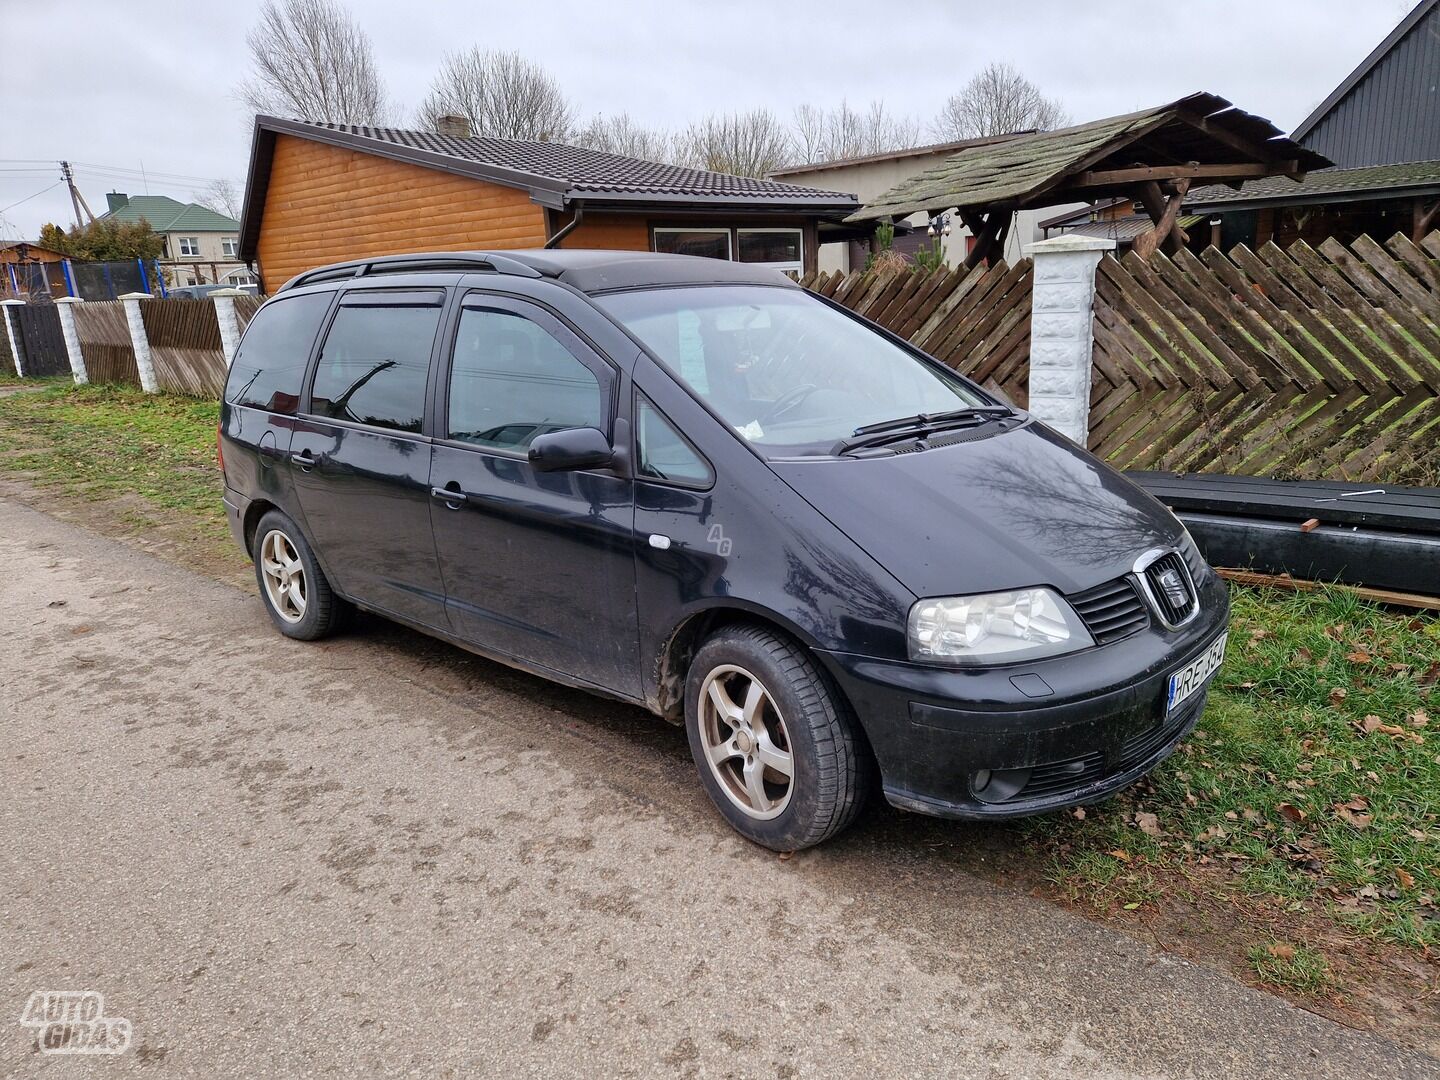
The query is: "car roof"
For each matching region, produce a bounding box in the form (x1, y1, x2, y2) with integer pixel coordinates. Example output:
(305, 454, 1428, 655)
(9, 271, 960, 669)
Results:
(279, 249, 799, 296)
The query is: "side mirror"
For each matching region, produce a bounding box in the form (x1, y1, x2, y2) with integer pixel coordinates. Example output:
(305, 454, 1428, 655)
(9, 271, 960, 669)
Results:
(527, 426, 614, 472)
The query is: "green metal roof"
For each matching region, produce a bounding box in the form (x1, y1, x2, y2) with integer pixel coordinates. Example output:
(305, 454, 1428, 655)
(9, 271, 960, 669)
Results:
(101, 195, 239, 232)
(847, 92, 1329, 224)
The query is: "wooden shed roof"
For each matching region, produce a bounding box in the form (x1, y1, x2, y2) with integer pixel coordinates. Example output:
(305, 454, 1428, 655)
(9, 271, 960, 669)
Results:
(847, 93, 1331, 224)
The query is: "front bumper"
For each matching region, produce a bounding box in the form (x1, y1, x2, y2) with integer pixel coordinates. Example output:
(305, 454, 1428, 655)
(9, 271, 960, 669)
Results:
(814, 575, 1230, 820)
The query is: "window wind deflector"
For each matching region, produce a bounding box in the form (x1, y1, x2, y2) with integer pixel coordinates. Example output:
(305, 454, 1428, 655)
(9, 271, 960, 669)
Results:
(831, 406, 1012, 456)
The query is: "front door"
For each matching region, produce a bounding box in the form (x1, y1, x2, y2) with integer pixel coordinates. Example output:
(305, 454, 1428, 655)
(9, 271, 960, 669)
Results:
(289, 287, 449, 629)
(428, 294, 639, 696)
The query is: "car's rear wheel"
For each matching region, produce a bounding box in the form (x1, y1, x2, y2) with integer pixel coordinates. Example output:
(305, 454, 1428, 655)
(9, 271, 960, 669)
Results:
(685, 624, 870, 850)
(253, 510, 343, 640)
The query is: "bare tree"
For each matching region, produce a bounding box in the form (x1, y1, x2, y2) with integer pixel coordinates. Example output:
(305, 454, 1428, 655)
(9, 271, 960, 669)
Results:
(193, 178, 242, 220)
(790, 100, 921, 165)
(417, 49, 573, 142)
(677, 110, 793, 178)
(933, 62, 1070, 140)
(573, 113, 673, 162)
(239, 0, 390, 124)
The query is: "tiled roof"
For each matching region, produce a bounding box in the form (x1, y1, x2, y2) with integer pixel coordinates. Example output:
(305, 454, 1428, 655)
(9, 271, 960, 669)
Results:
(768, 132, 1031, 177)
(101, 195, 239, 232)
(1187, 159, 1440, 208)
(1051, 213, 1204, 243)
(300, 120, 857, 202)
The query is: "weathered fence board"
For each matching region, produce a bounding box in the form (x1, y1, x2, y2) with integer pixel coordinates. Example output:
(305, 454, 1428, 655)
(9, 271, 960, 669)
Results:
(72, 301, 139, 387)
(13, 305, 70, 376)
(140, 299, 227, 397)
(800, 260, 1033, 406)
(1090, 230, 1440, 485)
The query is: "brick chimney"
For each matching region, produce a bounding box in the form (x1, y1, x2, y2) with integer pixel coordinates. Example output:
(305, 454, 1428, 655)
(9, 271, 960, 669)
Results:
(106, 191, 129, 212)
(435, 115, 471, 139)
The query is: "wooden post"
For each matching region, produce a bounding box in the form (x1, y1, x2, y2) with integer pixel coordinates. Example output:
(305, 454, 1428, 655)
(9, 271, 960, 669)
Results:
(1133, 179, 1191, 259)
(1414, 197, 1440, 243)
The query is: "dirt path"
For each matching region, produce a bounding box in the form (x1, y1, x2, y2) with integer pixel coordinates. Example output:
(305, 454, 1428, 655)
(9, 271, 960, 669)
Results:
(2, 495, 1437, 1077)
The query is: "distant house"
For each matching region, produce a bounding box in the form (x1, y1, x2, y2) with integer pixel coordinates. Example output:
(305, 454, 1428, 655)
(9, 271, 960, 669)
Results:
(238, 115, 860, 294)
(99, 194, 252, 286)
(0, 240, 71, 298)
(769, 135, 1083, 272)
(1187, 0, 1440, 248)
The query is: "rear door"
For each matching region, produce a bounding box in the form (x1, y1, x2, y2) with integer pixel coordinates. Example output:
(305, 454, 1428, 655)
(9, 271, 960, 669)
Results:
(428, 292, 639, 696)
(289, 287, 449, 629)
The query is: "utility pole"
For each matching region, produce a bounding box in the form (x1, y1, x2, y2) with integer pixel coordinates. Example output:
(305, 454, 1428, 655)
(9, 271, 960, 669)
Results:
(60, 161, 95, 227)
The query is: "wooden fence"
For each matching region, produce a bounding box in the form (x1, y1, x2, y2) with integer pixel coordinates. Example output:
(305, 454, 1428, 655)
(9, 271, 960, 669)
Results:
(799, 259, 1034, 407)
(1090, 231, 1440, 484)
(140, 299, 228, 397)
(71, 302, 140, 386)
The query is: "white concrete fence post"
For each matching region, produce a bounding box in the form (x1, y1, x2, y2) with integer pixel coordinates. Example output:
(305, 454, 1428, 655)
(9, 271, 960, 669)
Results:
(210, 288, 245, 369)
(1, 299, 25, 377)
(53, 296, 89, 385)
(118, 292, 158, 394)
(1022, 235, 1116, 446)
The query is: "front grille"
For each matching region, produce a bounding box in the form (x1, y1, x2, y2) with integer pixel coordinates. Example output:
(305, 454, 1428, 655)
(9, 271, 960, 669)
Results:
(1069, 577, 1150, 644)
(1141, 552, 1197, 626)
(1019, 752, 1104, 799)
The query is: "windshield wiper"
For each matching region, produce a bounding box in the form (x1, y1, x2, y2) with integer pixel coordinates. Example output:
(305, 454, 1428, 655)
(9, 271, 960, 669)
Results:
(832, 406, 1013, 456)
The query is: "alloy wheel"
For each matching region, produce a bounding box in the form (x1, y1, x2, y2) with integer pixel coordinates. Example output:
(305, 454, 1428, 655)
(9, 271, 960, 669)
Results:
(259, 529, 307, 624)
(698, 664, 795, 820)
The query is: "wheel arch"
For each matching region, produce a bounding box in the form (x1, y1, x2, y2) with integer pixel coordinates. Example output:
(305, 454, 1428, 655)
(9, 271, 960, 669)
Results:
(650, 601, 826, 724)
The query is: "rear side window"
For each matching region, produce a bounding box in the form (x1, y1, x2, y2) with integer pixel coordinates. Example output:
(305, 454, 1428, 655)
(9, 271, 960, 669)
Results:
(310, 299, 442, 434)
(447, 307, 604, 451)
(224, 292, 331, 413)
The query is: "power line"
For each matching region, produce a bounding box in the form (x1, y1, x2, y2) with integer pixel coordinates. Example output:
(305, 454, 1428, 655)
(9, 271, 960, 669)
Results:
(0, 180, 62, 215)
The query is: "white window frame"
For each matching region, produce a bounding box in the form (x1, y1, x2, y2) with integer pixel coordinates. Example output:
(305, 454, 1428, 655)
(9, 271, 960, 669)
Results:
(222, 237, 239, 258)
(736, 227, 805, 274)
(177, 236, 201, 258)
(651, 227, 732, 261)
(223, 267, 256, 285)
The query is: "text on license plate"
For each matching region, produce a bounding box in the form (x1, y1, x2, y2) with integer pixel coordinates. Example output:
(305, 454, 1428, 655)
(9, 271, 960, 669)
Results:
(1166, 632, 1227, 714)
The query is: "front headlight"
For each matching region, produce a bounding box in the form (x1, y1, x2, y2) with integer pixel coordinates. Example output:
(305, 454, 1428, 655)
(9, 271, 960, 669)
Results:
(907, 587, 1094, 665)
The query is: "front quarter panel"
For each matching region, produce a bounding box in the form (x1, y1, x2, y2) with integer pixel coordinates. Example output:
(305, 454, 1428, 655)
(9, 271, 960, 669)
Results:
(631, 354, 915, 709)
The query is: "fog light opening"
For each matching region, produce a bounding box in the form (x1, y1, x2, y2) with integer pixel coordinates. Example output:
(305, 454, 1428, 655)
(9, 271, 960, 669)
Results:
(970, 767, 1032, 804)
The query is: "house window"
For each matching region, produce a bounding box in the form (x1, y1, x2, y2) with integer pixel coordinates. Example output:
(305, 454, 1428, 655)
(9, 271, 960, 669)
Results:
(737, 228, 804, 273)
(223, 268, 256, 286)
(222, 237, 238, 258)
(652, 228, 731, 261)
(178, 236, 200, 257)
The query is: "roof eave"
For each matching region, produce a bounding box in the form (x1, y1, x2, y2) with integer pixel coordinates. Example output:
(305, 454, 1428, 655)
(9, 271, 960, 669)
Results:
(1187, 180, 1440, 213)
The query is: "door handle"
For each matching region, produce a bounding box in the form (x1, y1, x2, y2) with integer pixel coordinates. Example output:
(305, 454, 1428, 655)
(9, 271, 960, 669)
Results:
(430, 485, 469, 508)
(289, 448, 322, 472)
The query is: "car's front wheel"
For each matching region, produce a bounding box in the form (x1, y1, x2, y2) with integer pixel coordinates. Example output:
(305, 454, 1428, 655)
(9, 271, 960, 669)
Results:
(253, 510, 344, 640)
(685, 624, 870, 850)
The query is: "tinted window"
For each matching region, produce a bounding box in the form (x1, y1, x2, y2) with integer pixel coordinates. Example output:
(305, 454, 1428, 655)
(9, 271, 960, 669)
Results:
(225, 292, 331, 413)
(636, 394, 712, 487)
(310, 301, 441, 433)
(447, 307, 604, 451)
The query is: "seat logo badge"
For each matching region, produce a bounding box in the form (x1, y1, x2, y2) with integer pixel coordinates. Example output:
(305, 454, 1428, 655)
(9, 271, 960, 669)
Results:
(707, 524, 733, 557)
(1158, 568, 1189, 608)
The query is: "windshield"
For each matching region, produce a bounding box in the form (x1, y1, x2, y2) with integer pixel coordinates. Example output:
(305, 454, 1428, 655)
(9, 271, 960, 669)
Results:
(595, 285, 988, 455)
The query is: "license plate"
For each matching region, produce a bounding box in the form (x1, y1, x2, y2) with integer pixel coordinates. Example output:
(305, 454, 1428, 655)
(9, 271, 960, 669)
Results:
(1166, 632, 1227, 714)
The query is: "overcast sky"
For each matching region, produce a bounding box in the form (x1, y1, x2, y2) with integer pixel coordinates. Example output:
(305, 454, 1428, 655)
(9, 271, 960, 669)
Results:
(1, 0, 1418, 240)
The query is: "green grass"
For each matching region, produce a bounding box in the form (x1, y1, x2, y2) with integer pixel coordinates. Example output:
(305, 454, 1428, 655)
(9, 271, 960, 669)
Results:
(0, 384, 1437, 954)
(0, 382, 224, 536)
(1246, 941, 1335, 995)
(1033, 585, 1440, 949)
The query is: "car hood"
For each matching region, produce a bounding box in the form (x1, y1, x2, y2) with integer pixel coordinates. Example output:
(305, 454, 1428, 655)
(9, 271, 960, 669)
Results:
(767, 421, 1182, 599)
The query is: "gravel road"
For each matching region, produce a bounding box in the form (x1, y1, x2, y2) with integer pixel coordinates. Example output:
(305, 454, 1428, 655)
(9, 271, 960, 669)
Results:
(2, 495, 1435, 1078)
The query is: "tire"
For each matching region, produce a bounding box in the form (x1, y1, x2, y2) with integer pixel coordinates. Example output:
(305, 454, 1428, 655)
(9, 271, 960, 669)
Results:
(684, 624, 871, 851)
(252, 510, 344, 641)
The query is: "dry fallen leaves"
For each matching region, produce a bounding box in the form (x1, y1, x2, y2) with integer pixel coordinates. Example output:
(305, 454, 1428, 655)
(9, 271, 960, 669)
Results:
(1397, 867, 1416, 890)
(1276, 802, 1307, 824)
(1266, 943, 1297, 961)
(1333, 797, 1373, 829)
(1134, 811, 1163, 837)
(1108, 849, 1132, 862)
(1328, 687, 1348, 707)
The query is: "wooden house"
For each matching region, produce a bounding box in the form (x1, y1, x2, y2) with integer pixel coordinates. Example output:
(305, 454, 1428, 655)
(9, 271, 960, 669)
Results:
(237, 115, 859, 294)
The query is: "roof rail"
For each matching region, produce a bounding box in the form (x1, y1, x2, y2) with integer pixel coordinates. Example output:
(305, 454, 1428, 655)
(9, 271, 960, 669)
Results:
(280, 252, 542, 292)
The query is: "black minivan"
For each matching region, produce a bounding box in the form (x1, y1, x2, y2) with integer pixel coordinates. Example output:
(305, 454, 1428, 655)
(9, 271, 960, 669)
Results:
(220, 250, 1229, 850)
